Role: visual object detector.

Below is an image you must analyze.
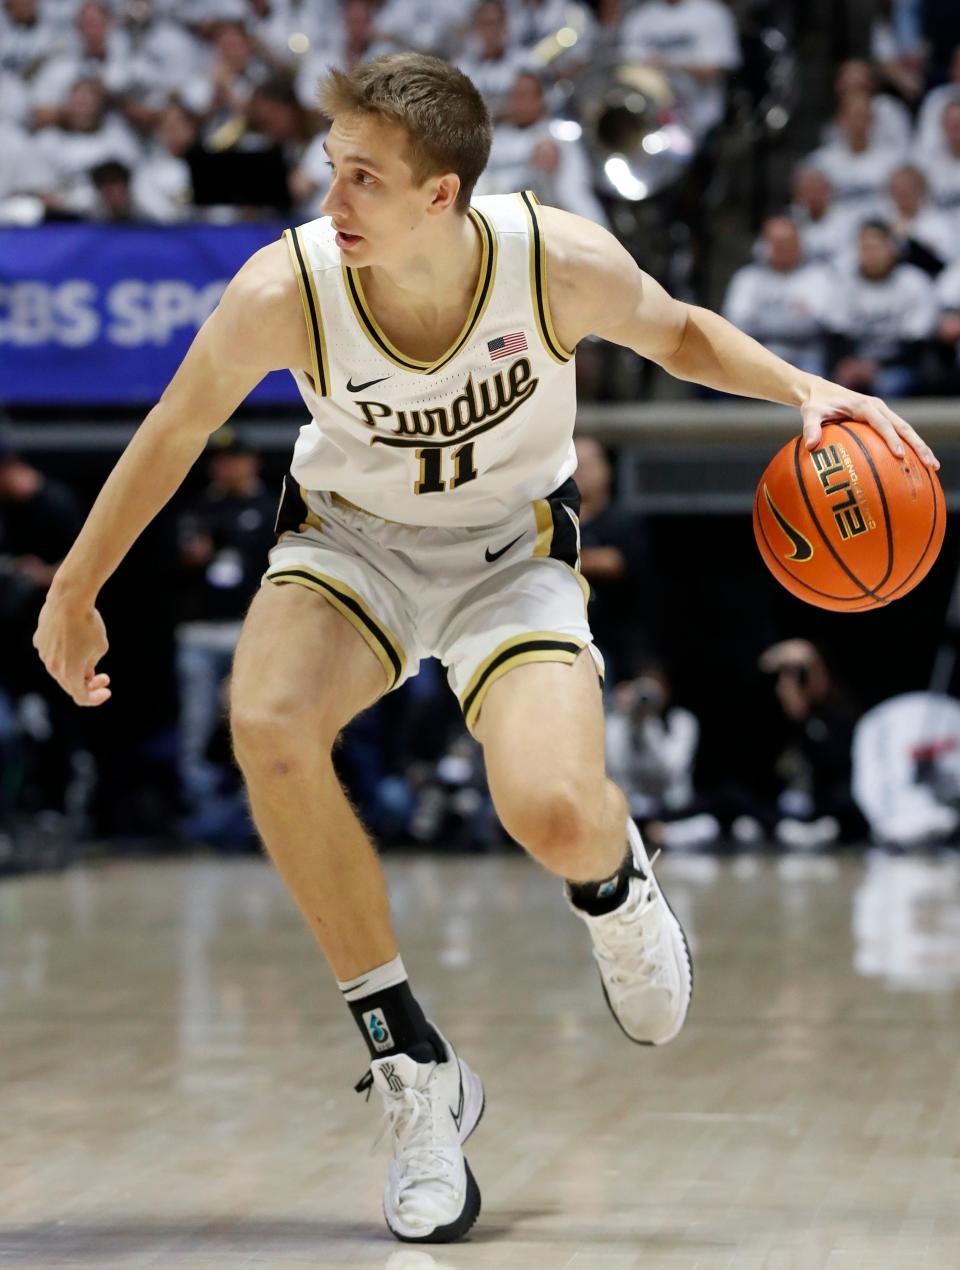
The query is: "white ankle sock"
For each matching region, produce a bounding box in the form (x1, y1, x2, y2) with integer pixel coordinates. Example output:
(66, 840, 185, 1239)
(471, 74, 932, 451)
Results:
(337, 954, 408, 1003)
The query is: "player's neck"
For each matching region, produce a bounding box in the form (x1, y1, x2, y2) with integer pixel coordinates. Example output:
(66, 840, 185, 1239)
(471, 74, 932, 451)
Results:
(361, 213, 481, 323)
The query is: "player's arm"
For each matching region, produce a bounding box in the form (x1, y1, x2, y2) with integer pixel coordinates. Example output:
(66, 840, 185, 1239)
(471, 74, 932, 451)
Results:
(541, 207, 939, 470)
(34, 240, 309, 706)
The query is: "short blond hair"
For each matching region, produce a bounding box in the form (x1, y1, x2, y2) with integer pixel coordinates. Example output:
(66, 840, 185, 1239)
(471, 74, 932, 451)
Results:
(317, 53, 492, 214)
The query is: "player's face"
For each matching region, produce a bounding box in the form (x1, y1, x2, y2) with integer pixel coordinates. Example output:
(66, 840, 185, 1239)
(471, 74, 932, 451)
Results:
(320, 112, 454, 267)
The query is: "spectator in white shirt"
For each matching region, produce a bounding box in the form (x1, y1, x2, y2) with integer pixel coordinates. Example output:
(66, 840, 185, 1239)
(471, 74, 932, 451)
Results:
(293, 0, 393, 110)
(244, 76, 314, 171)
(131, 97, 198, 222)
(882, 164, 955, 274)
(870, 0, 925, 104)
(458, 1, 533, 120)
(0, 118, 55, 222)
(30, 0, 133, 128)
(476, 70, 607, 225)
(820, 59, 912, 151)
(934, 258, 960, 388)
(0, 0, 63, 78)
(182, 20, 269, 127)
(90, 158, 138, 221)
(375, 0, 473, 58)
(722, 216, 829, 376)
(117, 0, 205, 132)
(507, 0, 593, 47)
(619, 0, 741, 139)
(921, 99, 960, 221)
(290, 127, 331, 219)
(827, 219, 937, 398)
(916, 46, 960, 159)
(231, 0, 342, 72)
(789, 165, 859, 268)
(0, 67, 30, 126)
(33, 76, 142, 216)
(808, 91, 905, 221)
(505, 0, 597, 75)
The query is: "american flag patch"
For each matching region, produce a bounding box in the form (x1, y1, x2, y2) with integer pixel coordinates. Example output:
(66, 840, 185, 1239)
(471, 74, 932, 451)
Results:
(488, 331, 528, 361)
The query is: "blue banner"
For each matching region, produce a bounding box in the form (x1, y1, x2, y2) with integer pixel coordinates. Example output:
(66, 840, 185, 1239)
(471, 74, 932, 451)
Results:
(0, 223, 303, 405)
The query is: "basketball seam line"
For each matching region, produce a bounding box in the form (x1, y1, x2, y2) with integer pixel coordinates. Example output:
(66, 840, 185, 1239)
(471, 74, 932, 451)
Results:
(835, 423, 895, 593)
(871, 459, 941, 603)
(792, 435, 878, 601)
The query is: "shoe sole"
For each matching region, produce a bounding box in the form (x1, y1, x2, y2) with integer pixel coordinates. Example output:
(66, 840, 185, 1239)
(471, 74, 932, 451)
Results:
(387, 1159, 482, 1244)
(600, 878, 694, 1047)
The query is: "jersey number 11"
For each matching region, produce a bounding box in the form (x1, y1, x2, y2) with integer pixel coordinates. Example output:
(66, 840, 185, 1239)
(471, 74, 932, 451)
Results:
(415, 442, 478, 495)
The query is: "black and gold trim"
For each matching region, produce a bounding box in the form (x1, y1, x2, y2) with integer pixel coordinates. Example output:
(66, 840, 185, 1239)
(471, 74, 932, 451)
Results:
(283, 227, 330, 397)
(518, 190, 574, 365)
(532, 477, 590, 610)
(341, 206, 497, 374)
(265, 563, 406, 692)
(274, 472, 323, 537)
(460, 631, 586, 732)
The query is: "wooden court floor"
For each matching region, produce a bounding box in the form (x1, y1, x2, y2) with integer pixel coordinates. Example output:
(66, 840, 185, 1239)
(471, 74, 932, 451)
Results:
(2, 849, 960, 1270)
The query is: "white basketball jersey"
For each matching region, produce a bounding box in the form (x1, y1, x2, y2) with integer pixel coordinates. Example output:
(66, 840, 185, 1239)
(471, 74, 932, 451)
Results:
(282, 191, 577, 527)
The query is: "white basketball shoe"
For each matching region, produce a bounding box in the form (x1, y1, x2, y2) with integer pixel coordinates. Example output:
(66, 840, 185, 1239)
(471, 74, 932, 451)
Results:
(567, 819, 693, 1045)
(358, 1029, 485, 1243)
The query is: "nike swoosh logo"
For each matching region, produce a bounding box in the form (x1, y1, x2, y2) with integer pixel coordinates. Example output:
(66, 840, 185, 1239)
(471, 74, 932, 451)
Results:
(449, 1072, 465, 1132)
(484, 534, 524, 563)
(763, 484, 814, 562)
(346, 375, 391, 393)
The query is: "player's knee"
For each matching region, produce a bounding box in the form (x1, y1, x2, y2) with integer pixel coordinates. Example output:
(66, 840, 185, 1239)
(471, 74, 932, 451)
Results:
(230, 695, 335, 776)
(498, 783, 597, 873)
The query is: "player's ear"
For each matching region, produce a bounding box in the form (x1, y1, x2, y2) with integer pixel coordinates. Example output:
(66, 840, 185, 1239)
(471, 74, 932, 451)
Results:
(427, 172, 462, 216)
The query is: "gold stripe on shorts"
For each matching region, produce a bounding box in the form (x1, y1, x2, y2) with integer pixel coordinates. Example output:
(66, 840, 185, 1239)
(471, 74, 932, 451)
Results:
(460, 631, 585, 732)
(265, 564, 406, 691)
(532, 498, 553, 556)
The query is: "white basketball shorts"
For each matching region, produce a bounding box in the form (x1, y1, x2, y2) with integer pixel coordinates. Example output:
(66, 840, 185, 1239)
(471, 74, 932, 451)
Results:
(263, 476, 603, 732)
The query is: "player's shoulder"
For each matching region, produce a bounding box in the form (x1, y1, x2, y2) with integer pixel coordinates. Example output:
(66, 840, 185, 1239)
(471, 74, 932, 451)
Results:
(537, 204, 641, 340)
(228, 238, 299, 309)
(207, 237, 310, 370)
(538, 205, 637, 293)
(217, 238, 303, 338)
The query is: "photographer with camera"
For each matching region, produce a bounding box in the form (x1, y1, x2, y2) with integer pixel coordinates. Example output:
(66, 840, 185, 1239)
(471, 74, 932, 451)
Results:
(758, 638, 867, 851)
(605, 663, 719, 852)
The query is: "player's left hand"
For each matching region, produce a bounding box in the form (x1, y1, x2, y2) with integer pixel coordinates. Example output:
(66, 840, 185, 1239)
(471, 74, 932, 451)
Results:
(799, 382, 940, 470)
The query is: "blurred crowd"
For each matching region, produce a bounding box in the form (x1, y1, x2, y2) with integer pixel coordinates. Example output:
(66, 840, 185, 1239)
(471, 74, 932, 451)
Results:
(723, 49, 960, 396)
(2, 1, 960, 382)
(0, 0, 740, 227)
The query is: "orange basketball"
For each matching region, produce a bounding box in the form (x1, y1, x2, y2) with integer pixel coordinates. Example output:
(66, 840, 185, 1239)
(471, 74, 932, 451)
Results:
(753, 421, 945, 612)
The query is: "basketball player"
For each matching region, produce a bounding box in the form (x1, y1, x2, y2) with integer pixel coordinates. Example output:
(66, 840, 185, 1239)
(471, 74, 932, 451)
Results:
(33, 55, 938, 1245)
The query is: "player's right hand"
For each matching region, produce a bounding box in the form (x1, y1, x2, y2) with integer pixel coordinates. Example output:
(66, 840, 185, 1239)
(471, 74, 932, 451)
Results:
(32, 597, 112, 707)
